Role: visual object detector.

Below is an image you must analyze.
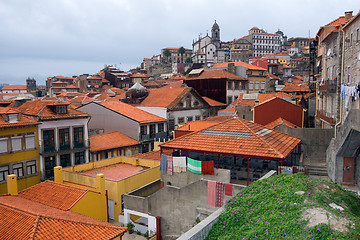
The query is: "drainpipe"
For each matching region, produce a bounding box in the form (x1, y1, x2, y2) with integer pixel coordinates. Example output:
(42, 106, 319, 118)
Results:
(334, 28, 345, 138)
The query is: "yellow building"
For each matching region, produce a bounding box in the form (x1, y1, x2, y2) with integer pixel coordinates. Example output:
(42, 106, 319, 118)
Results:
(0, 174, 126, 239)
(0, 107, 40, 194)
(62, 156, 160, 223)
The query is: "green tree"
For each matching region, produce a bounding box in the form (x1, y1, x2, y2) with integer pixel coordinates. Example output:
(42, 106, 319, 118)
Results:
(178, 46, 186, 63)
(163, 48, 171, 64)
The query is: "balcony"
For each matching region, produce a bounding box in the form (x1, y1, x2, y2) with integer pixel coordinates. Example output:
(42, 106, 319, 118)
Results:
(59, 144, 71, 151)
(40, 139, 89, 154)
(319, 80, 337, 93)
(43, 145, 56, 153)
(140, 132, 168, 142)
(316, 110, 334, 124)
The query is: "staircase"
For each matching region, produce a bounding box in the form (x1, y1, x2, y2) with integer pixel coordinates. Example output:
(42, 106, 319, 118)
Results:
(303, 164, 329, 179)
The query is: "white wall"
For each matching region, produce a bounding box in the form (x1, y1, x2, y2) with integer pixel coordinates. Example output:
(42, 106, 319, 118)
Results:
(137, 107, 168, 119)
(170, 109, 207, 125)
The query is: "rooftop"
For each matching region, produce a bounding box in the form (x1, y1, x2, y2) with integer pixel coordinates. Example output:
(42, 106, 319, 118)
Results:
(90, 131, 140, 152)
(265, 117, 297, 129)
(160, 117, 301, 160)
(78, 163, 146, 181)
(0, 107, 39, 129)
(186, 69, 247, 81)
(212, 62, 266, 71)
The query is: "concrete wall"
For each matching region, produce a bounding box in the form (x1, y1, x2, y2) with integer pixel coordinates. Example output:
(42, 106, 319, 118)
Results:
(275, 125, 334, 163)
(161, 168, 231, 188)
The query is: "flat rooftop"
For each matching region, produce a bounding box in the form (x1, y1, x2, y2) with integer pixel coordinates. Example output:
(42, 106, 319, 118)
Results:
(80, 163, 147, 181)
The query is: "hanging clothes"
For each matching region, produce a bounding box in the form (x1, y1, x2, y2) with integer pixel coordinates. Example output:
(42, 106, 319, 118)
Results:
(225, 183, 233, 196)
(167, 155, 173, 175)
(160, 154, 168, 173)
(207, 180, 217, 207)
(187, 157, 202, 174)
(173, 156, 186, 173)
(202, 160, 214, 175)
(215, 182, 225, 207)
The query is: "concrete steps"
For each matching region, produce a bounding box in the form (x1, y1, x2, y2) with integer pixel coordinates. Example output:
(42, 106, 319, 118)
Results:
(304, 164, 328, 176)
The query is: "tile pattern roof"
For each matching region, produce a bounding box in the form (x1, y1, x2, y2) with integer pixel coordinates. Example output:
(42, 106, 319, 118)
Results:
(218, 106, 236, 113)
(212, 62, 266, 71)
(79, 163, 145, 181)
(99, 101, 166, 124)
(18, 180, 87, 211)
(231, 92, 294, 106)
(15, 100, 89, 120)
(0, 197, 126, 240)
(265, 117, 297, 129)
(1, 85, 27, 90)
(202, 96, 226, 107)
(0, 107, 39, 128)
(130, 149, 172, 161)
(175, 116, 233, 132)
(281, 82, 310, 93)
(90, 131, 140, 152)
(161, 117, 301, 160)
(186, 69, 247, 81)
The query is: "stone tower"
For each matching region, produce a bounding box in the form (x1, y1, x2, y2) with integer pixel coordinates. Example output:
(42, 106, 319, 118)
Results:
(26, 77, 36, 92)
(211, 20, 220, 48)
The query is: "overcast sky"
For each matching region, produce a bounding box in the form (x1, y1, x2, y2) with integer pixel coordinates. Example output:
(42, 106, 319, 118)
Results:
(0, 0, 359, 85)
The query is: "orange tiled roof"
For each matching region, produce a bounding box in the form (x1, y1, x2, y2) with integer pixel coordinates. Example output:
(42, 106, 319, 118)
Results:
(281, 82, 310, 93)
(130, 149, 173, 161)
(265, 117, 297, 129)
(0, 197, 126, 240)
(231, 92, 294, 106)
(99, 101, 166, 124)
(265, 71, 280, 80)
(18, 180, 87, 211)
(0, 107, 38, 128)
(160, 117, 301, 160)
(1, 85, 27, 90)
(15, 100, 89, 120)
(218, 106, 236, 113)
(176, 116, 233, 132)
(187, 69, 247, 81)
(202, 96, 227, 107)
(212, 62, 266, 71)
(90, 131, 140, 152)
(138, 85, 192, 109)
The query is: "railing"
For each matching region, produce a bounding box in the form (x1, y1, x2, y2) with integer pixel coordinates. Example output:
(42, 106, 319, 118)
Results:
(319, 80, 337, 93)
(40, 139, 89, 154)
(59, 144, 71, 151)
(316, 110, 334, 124)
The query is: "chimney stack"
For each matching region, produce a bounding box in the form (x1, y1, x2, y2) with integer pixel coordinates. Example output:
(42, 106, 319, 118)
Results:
(345, 11, 353, 22)
(7, 175, 18, 196)
(54, 166, 63, 183)
(254, 100, 259, 107)
(96, 174, 106, 195)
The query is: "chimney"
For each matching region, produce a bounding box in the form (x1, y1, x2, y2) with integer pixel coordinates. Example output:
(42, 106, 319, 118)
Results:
(54, 166, 63, 183)
(345, 11, 353, 22)
(96, 174, 106, 195)
(254, 100, 259, 107)
(228, 63, 235, 75)
(7, 175, 18, 196)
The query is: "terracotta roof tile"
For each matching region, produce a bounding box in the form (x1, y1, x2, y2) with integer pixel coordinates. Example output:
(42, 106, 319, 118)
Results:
(1, 85, 27, 90)
(130, 149, 173, 161)
(90, 131, 140, 152)
(218, 106, 236, 113)
(99, 101, 166, 124)
(160, 117, 301, 160)
(265, 117, 297, 129)
(212, 62, 266, 71)
(231, 92, 294, 106)
(202, 96, 227, 107)
(0, 110, 39, 128)
(281, 82, 310, 93)
(18, 180, 87, 211)
(186, 69, 247, 80)
(176, 116, 233, 132)
(0, 197, 126, 240)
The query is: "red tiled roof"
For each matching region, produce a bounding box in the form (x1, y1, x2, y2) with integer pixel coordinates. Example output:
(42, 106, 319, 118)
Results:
(231, 92, 294, 106)
(138, 85, 192, 109)
(218, 106, 236, 113)
(176, 116, 233, 132)
(0, 107, 38, 128)
(0, 197, 126, 240)
(265, 117, 297, 129)
(160, 117, 301, 160)
(90, 131, 140, 152)
(18, 180, 87, 211)
(130, 149, 173, 161)
(281, 82, 310, 93)
(164, 47, 192, 51)
(1, 85, 27, 90)
(202, 96, 227, 107)
(15, 100, 89, 120)
(186, 69, 247, 81)
(265, 71, 280, 80)
(212, 62, 266, 71)
(99, 101, 166, 124)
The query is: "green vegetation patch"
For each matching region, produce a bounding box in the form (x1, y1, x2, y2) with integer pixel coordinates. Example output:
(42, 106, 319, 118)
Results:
(206, 173, 360, 239)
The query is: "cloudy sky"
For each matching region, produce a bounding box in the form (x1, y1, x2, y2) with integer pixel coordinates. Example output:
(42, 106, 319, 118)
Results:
(0, 0, 358, 85)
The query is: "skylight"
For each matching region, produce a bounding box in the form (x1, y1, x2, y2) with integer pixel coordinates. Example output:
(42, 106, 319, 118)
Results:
(256, 128, 272, 136)
(200, 130, 252, 138)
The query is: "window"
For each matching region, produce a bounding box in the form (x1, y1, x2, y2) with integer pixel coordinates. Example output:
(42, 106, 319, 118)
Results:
(150, 124, 156, 138)
(11, 137, 22, 152)
(234, 81, 240, 90)
(26, 160, 37, 175)
(195, 115, 201, 121)
(261, 82, 265, 91)
(73, 127, 84, 148)
(187, 116, 193, 122)
(45, 156, 56, 179)
(241, 81, 246, 90)
(75, 152, 85, 165)
(60, 154, 71, 167)
(59, 128, 70, 150)
(158, 123, 164, 133)
(178, 117, 185, 124)
(25, 135, 35, 150)
(0, 138, 8, 153)
(56, 105, 67, 114)
(0, 165, 9, 182)
(140, 125, 147, 135)
(13, 163, 24, 177)
(43, 130, 55, 152)
(249, 82, 253, 90)
(255, 82, 259, 90)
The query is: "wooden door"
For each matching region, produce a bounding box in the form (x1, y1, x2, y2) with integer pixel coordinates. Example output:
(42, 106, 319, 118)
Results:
(343, 157, 355, 183)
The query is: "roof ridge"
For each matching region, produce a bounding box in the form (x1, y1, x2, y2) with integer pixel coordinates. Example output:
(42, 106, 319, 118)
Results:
(31, 215, 41, 239)
(235, 118, 284, 158)
(167, 87, 191, 109)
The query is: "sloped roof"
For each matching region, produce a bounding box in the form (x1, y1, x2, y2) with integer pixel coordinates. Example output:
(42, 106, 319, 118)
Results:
(90, 131, 140, 152)
(265, 117, 297, 129)
(0, 197, 126, 240)
(1, 85, 27, 90)
(231, 92, 294, 106)
(212, 62, 266, 71)
(138, 85, 192, 109)
(281, 82, 310, 93)
(160, 117, 301, 160)
(15, 100, 89, 120)
(99, 101, 166, 124)
(186, 69, 247, 80)
(176, 115, 233, 132)
(202, 96, 227, 107)
(218, 106, 236, 113)
(0, 107, 39, 128)
(18, 180, 87, 211)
